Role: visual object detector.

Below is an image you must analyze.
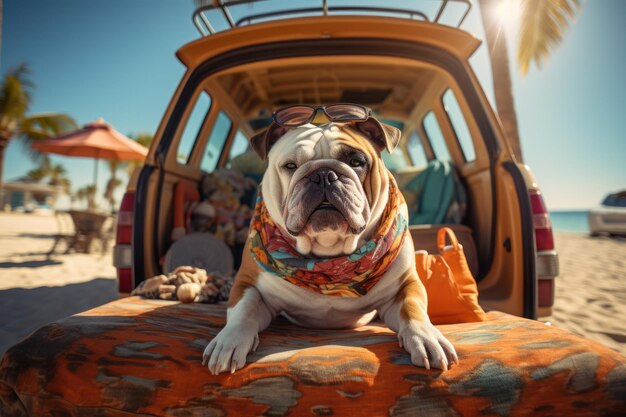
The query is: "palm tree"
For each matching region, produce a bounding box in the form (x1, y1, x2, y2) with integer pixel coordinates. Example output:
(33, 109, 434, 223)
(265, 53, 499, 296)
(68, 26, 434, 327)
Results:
(75, 185, 96, 210)
(47, 163, 71, 193)
(478, 0, 580, 162)
(27, 155, 71, 194)
(0, 64, 76, 201)
(26, 156, 51, 182)
(126, 132, 153, 176)
(104, 160, 123, 210)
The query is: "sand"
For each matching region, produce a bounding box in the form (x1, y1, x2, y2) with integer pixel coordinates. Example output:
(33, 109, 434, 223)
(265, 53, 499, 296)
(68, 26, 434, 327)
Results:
(0, 212, 118, 354)
(0, 213, 625, 357)
(546, 232, 626, 356)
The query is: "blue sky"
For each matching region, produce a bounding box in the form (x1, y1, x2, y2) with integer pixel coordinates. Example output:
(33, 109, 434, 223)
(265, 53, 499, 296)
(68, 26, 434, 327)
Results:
(2, 0, 625, 210)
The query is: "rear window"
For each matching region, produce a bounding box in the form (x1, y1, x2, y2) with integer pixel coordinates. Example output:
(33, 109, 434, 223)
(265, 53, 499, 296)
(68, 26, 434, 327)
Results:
(422, 112, 451, 161)
(602, 193, 626, 207)
(381, 147, 409, 172)
(406, 131, 429, 169)
(442, 89, 476, 162)
(200, 111, 232, 172)
(177, 92, 212, 164)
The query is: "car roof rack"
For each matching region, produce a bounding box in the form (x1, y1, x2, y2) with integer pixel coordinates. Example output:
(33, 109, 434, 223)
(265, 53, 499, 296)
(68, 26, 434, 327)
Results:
(193, 0, 473, 37)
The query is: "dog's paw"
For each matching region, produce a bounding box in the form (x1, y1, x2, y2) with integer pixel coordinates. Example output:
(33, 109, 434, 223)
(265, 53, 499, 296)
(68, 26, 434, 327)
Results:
(398, 321, 458, 371)
(202, 325, 259, 375)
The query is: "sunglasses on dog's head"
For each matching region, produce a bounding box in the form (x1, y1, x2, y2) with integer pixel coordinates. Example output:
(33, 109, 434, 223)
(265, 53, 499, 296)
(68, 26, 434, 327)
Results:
(251, 103, 400, 160)
(272, 103, 372, 127)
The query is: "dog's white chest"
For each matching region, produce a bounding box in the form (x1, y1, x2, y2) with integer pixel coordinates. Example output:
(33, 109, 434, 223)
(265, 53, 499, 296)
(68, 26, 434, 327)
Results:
(255, 271, 382, 329)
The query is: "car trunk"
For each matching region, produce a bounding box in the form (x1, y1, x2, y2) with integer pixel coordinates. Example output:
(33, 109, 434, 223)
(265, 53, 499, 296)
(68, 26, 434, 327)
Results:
(119, 18, 544, 318)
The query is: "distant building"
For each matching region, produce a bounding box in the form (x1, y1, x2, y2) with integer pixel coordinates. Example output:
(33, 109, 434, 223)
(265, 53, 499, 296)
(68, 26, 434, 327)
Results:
(1, 177, 62, 212)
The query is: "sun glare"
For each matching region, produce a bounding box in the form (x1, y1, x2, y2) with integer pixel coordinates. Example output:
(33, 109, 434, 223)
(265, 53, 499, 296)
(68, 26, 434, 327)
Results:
(495, 0, 522, 26)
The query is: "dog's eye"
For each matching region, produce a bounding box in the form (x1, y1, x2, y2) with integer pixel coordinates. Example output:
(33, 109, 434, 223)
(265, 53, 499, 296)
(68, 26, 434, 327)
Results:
(284, 162, 297, 170)
(349, 158, 365, 168)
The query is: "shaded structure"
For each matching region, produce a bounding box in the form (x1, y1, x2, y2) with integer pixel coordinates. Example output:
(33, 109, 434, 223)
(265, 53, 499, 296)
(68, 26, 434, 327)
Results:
(1, 177, 62, 212)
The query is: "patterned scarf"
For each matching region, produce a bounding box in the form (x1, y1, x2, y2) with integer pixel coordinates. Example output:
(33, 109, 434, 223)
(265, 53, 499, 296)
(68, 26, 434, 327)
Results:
(249, 175, 408, 297)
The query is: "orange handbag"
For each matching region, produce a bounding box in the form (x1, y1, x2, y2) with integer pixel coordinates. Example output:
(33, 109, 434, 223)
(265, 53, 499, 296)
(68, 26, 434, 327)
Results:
(415, 227, 487, 325)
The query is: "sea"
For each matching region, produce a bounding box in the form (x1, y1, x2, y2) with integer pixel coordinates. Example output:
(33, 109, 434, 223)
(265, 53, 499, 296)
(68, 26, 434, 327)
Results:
(549, 211, 589, 234)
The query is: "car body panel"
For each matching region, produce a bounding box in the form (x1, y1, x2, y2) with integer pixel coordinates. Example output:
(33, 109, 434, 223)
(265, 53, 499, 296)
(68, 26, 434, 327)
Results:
(126, 14, 550, 319)
(589, 206, 626, 235)
(176, 16, 481, 69)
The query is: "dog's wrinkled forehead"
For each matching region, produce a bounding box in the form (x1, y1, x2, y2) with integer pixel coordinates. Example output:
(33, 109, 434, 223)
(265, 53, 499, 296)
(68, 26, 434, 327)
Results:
(267, 123, 375, 162)
(249, 116, 401, 161)
(267, 124, 326, 161)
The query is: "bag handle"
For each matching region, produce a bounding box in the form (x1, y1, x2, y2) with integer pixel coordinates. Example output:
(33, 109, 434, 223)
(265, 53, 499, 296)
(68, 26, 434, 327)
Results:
(437, 227, 460, 253)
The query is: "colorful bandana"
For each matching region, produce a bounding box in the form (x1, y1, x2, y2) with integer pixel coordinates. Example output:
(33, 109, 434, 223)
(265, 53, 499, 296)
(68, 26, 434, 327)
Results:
(249, 175, 408, 297)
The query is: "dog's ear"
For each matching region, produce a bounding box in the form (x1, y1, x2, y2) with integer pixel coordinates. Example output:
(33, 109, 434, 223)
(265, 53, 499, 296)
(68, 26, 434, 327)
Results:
(249, 123, 288, 161)
(350, 118, 401, 153)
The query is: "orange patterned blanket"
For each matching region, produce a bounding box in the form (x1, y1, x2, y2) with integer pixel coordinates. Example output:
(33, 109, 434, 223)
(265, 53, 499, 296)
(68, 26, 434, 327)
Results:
(1, 297, 625, 416)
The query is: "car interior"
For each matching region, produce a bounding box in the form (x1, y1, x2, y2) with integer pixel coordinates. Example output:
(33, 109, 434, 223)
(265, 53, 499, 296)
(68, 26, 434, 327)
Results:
(141, 55, 502, 289)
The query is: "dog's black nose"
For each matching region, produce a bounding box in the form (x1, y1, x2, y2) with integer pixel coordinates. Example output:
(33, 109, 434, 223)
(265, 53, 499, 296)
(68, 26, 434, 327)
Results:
(309, 168, 339, 185)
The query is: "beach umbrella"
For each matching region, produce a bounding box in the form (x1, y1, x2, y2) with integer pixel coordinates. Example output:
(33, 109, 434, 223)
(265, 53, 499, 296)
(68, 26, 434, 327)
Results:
(32, 118, 148, 188)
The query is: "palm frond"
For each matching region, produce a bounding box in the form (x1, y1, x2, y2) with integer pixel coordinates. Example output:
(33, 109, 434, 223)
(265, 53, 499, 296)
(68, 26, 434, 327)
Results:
(49, 175, 71, 193)
(518, 0, 580, 75)
(17, 127, 53, 161)
(126, 133, 153, 176)
(17, 113, 77, 160)
(133, 133, 154, 149)
(26, 156, 70, 192)
(0, 64, 33, 129)
(26, 167, 47, 182)
(21, 113, 77, 135)
(48, 163, 68, 177)
(55, 177, 72, 193)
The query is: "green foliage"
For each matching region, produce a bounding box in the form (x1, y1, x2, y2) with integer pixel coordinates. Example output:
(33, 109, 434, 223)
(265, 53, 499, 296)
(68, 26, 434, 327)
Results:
(104, 160, 123, 209)
(127, 132, 153, 176)
(0, 64, 77, 145)
(26, 155, 71, 192)
(518, 0, 581, 75)
(0, 63, 78, 193)
(132, 132, 153, 149)
(75, 184, 97, 209)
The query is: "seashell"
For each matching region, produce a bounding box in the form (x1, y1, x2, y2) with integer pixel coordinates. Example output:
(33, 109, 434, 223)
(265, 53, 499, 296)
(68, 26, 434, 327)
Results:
(177, 282, 202, 303)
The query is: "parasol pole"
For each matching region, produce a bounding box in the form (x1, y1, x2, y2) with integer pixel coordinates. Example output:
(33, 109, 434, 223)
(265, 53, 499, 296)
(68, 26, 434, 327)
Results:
(93, 151, 99, 210)
(93, 157, 99, 190)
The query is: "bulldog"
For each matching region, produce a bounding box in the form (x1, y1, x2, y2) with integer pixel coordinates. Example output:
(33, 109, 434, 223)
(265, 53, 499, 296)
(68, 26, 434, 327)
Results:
(202, 105, 457, 374)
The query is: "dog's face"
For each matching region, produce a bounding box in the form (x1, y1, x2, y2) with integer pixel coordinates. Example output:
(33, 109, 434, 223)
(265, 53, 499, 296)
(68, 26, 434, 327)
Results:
(251, 118, 400, 257)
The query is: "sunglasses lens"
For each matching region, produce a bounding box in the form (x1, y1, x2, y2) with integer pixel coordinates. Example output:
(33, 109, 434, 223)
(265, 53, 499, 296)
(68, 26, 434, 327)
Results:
(275, 106, 315, 126)
(325, 104, 369, 121)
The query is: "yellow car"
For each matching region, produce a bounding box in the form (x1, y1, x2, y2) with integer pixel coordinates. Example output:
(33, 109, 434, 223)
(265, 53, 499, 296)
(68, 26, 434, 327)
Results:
(114, 1, 558, 319)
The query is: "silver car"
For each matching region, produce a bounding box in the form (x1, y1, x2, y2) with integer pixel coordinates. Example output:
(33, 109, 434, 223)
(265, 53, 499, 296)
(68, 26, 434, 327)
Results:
(589, 191, 626, 236)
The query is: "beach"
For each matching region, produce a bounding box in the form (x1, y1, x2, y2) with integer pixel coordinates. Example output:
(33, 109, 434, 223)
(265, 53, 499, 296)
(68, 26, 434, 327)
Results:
(0, 213, 118, 354)
(546, 232, 626, 355)
(0, 213, 624, 357)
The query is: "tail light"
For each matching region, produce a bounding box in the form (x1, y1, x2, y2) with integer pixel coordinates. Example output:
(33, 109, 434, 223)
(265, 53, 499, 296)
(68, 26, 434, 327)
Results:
(529, 189, 558, 307)
(530, 190, 554, 251)
(114, 192, 135, 293)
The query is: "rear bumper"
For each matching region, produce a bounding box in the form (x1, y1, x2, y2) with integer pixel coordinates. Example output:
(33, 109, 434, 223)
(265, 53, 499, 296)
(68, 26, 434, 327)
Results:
(536, 250, 559, 317)
(537, 250, 559, 278)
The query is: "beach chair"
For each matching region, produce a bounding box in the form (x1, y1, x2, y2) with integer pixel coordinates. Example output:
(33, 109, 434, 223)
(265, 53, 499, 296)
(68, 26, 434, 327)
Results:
(65, 210, 111, 254)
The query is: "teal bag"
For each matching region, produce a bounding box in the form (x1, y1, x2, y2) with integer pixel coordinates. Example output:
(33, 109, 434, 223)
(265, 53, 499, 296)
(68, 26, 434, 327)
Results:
(403, 160, 466, 225)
